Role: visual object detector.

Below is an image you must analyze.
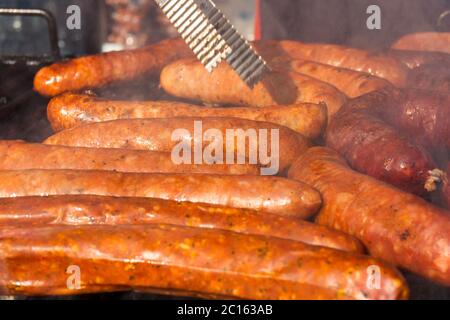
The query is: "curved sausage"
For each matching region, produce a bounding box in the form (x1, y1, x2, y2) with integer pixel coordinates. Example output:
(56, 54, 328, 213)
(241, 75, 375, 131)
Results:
(47, 92, 327, 139)
(0, 224, 408, 299)
(392, 32, 450, 54)
(160, 59, 347, 118)
(270, 57, 393, 100)
(44, 117, 312, 175)
(0, 195, 363, 253)
(0, 170, 321, 219)
(34, 38, 192, 97)
(0, 141, 259, 175)
(288, 147, 450, 286)
(326, 106, 439, 195)
(254, 40, 409, 86)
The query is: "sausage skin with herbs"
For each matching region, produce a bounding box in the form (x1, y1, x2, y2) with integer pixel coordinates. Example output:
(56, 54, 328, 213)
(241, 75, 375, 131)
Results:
(0, 224, 408, 299)
(288, 147, 450, 286)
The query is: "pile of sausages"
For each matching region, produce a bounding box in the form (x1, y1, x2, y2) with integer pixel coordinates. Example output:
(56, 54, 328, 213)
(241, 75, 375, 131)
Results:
(0, 32, 449, 300)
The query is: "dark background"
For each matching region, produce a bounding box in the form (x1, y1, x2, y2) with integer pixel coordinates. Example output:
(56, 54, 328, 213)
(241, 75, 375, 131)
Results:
(261, 0, 450, 49)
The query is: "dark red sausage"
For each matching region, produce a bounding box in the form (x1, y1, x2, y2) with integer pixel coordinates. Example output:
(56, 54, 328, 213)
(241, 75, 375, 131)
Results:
(326, 101, 438, 195)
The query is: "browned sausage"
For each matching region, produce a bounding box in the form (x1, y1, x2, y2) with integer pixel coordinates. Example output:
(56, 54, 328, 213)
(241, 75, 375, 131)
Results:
(34, 38, 192, 97)
(0, 195, 363, 253)
(0, 141, 259, 175)
(0, 170, 321, 219)
(47, 92, 327, 139)
(326, 104, 439, 195)
(388, 49, 450, 69)
(254, 40, 409, 86)
(160, 59, 347, 117)
(0, 224, 408, 299)
(347, 88, 450, 152)
(288, 147, 450, 286)
(392, 32, 450, 54)
(44, 117, 312, 175)
(269, 57, 393, 100)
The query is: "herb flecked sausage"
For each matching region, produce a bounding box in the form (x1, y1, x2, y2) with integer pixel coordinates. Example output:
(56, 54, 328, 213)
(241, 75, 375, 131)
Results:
(0, 170, 321, 219)
(47, 92, 327, 139)
(0, 224, 408, 299)
(44, 117, 312, 175)
(0, 195, 363, 253)
(288, 147, 450, 286)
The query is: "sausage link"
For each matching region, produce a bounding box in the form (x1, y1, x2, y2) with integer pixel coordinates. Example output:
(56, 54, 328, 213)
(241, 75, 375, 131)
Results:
(270, 58, 393, 101)
(406, 63, 450, 94)
(0, 141, 259, 175)
(160, 59, 347, 118)
(44, 117, 311, 175)
(255, 40, 408, 86)
(34, 38, 192, 97)
(0, 224, 408, 299)
(326, 106, 438, 195)
(0, 170, 321, 219)
(0, 195, 363, 253)
(47, 92, 327, 139)
(392, 32, 450, 54)
(288, 147, 450, 286)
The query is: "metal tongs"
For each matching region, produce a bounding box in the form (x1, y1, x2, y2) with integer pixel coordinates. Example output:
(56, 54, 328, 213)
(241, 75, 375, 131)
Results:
(154, 0, 269, 88)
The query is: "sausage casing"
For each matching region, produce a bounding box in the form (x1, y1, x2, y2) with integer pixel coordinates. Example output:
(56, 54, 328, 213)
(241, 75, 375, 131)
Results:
(0, 195, 363, 253)
(0, 141, 259, 175)
(0, 224, 408, 299)
(288, 147, 450, 286)
(0, 170, 321, 219)
(34, 38, 192, 97)
(47, 93, 327, 139)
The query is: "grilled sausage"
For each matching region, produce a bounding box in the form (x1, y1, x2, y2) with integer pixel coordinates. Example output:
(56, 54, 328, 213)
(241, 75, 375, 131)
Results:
(254, 40, 408, 86)
(44, 117, 312, 175)
(160, 59, 347, 118)
(0, 170, 321, 219)
(347, 88, 450, 152)
(0, 224, 408, 299)
(326, 96, 439, 195)
(388, 49, 450, 69)
(269, 57, 393, 100)
(34, 38, 192, 97)
(288, 147, 450, 286)
(0, 141, 259, 175)
(47, 92, 327, 139)
(0, 195, 363, 253)
(392, 32, 450, 54)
